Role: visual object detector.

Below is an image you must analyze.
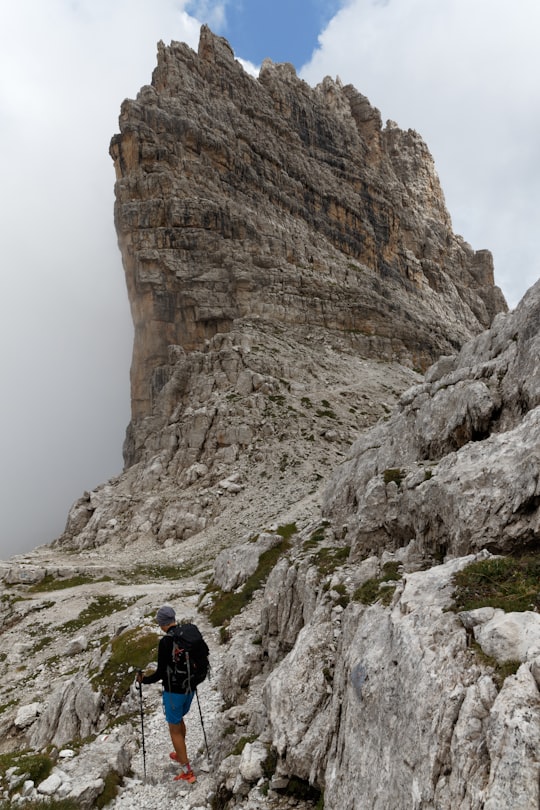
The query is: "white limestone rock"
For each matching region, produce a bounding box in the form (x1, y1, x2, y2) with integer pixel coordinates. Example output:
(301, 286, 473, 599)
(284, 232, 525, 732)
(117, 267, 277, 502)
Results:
(66, 635, 88, 656)
(37, 772, 63, 796)
(473, 610, 540, 663)
(14, 702, 41, 730)
(3, 565, 45, 585)
(323, 279, 540, 561)
(263, 618, 336, 786)
(30, 678, 102, 749)
(219, 630, 264, 706)
(239, 740, 269, 782)
(483, 665, 540, 809)
(262, 555, 540, 809)
(214, 532, 283, 592)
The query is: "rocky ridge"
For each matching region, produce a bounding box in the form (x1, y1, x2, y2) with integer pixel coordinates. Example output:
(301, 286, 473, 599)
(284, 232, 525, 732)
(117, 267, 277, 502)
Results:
(1, 24, 538, 810)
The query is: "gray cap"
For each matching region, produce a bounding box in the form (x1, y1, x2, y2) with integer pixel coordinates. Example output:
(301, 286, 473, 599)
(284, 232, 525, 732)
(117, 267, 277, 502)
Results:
(156, 605, 176, 626)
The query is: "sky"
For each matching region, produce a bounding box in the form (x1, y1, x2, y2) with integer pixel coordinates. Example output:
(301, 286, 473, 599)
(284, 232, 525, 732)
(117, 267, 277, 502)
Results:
(0, 0, 538, 560)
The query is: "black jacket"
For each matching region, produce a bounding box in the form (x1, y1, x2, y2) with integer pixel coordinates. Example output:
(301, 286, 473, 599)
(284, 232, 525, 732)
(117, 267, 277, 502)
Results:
(141, 633, 179, 693)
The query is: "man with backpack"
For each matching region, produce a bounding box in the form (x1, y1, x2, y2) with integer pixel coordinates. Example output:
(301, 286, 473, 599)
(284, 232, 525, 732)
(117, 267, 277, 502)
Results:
(136, 604, 209, 784)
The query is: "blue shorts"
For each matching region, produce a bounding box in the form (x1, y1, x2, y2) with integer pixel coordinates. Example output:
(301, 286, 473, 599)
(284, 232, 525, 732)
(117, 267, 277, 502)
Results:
(162, 691, 194, 725)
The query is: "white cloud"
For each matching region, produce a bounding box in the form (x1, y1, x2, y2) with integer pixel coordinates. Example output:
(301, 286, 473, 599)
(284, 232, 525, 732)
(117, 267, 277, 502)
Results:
(0, 1, 204, 558)
(301, 0, 540, 308)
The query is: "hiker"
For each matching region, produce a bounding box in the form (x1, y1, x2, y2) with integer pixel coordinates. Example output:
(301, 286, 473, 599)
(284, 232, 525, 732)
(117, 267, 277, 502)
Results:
(136, 605, 197, 783)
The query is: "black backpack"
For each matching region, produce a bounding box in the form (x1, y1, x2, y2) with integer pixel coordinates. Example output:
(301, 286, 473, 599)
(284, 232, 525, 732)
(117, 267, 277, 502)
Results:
(166, 623, 210, 693)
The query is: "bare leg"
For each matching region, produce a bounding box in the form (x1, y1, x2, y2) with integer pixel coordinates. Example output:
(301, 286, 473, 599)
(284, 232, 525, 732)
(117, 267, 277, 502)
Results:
(169, 720, 189, 766)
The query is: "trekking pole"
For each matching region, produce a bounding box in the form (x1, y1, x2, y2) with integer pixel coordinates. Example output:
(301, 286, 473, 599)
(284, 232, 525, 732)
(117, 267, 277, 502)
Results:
(136, 671, 147, 783)
(195, 688, 211, 764)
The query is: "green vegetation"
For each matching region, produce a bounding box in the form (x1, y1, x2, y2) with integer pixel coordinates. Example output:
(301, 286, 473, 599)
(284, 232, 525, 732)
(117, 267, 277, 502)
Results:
(451, 555, 540, 613)
(470, 641, 521, 688)
(207, 534, 295, 627)
(303, 522, 330, 550)
(219, 626, 231, 644)
(0, 698, 17, 715)
(332, 582, 349, 608)
(0, 751, 54, 797)
(353, 561, 402, 606)
(60, 595, 139, 633)
(208, 523, 298, 628)
(95, 770, 122, 808)
(315, 408, 337, 419)
(276, 523, 298, 540)
(29, 574, 111, 593)
(32, 635, 54, 653)
(230, 735, 257, 756)
(97, 627, 158, 705)
(383, 468, 405, 487)
(261, 747, 278, 779)
(0, 801, 79, 810)
(313, 545, 351, 576)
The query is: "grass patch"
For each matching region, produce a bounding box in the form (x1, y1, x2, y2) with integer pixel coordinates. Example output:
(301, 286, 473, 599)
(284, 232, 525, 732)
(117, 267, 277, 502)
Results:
(0, 802, 79, 810)
(207, 539, 291, 627)
(0, 751, 53, 791)
(97, 627, 158, 705)
(303, 522, 329, 550)
(383, 468, 405, 487)
(261, 747, 278, 779)
(29, 574, 111, 593)
(332, 582, 349, 608)
(451, 555, 540, 613)
(276, 523, 298, 540)
(32, 635, 54, 653)
(0, 699, 18, 714)
(353, 561, 402, 606)
(470, 641, 521, 688)
(60, 595, 139, 633)
(316, 409, 337, 419)
(95, 770, 122, 808)
(313, 546, 351, 577)
(230, 735, 257, 756)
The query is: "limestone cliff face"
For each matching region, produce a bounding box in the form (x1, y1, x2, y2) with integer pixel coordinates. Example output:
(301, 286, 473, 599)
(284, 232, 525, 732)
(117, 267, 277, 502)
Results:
(323, 279, 540, 561)
(110, 25, 505, 463)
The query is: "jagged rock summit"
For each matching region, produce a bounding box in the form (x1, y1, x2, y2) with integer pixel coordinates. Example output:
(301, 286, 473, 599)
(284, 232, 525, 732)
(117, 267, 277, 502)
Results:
(110, 24, 505, 453)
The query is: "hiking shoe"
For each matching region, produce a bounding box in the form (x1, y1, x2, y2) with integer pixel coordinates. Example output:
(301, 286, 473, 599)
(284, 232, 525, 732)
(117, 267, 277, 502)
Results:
(169, 752, 179, 762)
(173, 769, 196, 784)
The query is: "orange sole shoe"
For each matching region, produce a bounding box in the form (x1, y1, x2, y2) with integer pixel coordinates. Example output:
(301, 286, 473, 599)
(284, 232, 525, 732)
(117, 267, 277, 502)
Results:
(173, 770, 196, 784)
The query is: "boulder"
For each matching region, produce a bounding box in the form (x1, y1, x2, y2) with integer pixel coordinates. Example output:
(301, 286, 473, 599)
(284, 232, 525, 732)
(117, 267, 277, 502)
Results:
(473, 611, 540, 663)
(30, 678, 102, 749)
(214, 533, 283, 592)
(14, 702, 41, 730)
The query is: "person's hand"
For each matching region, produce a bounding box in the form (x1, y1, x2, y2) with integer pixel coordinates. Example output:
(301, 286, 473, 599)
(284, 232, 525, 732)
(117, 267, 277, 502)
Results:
(136, 669, 143, 684)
